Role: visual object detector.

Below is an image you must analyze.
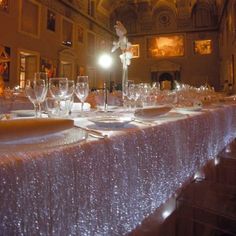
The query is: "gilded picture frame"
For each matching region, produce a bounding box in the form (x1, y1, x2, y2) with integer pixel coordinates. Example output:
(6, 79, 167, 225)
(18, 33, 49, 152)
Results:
(147, 35, 184, 58)
(131, 44, 140, 58)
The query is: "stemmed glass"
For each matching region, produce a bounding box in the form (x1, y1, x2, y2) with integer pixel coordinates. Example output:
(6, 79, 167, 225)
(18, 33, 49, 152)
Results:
(127, 83, 140, 108)
(35, 72, 48, 86)
(75, 76, 89, 112)
(25, 79, 47, 117)
(49, 77, 68, 100)
(62, 80, 75, 116)
(48, 77, 68, 115)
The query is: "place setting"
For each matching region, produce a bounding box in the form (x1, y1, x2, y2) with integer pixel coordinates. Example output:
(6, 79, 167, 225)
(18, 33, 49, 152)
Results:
(0, 118, 88, 152)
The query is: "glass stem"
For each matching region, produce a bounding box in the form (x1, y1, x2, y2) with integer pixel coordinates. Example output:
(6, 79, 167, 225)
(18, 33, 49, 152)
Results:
(34, 102, 41, 118)
(81, 102, 84, 112)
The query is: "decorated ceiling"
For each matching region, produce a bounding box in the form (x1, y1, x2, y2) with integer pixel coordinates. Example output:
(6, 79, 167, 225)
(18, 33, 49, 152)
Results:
(96, 0, 226, 34)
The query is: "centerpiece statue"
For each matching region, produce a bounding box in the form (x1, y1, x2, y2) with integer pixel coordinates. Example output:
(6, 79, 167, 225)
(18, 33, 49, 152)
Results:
(111, 21, 133, 98)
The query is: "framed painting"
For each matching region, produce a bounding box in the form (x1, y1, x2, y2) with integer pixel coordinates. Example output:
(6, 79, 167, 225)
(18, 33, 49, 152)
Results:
(0, 45, 10, 82)
(0, 0, 9, 12)
(40, 57, 57, 78)
(78, 65, 85, 76)
(194, 40, 212, 55)
(147, 35, 184, 58)
(47, 9, 56, 32)
(96, 35, 107, 52)
(130, 44, 140, 58)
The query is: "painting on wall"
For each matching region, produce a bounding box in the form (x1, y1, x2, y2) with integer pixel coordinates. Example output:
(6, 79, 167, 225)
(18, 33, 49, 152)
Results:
(0, 45, 10, 82)
(0, 0, 9, 12)
(77, 24, 84, 43)
(194, 40, 212, 55)
(40, 57, 57, 78)
(96, 35, 107, 53)
(130, 44, 140, 58)
(47, 9, 56, 32)
(147, 35, 184, 58)
(78, 65, 85, 76)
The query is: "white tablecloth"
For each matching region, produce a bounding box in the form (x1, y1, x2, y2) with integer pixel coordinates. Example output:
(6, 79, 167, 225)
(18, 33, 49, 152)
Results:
(0, 104, 236, 235)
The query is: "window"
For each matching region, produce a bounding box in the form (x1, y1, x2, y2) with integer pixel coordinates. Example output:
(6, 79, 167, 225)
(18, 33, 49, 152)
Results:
(88, 0, 95, 17)
(62, 17, 74, 47)
(19, 0, 41, 38)
(47, 9, 56, 32)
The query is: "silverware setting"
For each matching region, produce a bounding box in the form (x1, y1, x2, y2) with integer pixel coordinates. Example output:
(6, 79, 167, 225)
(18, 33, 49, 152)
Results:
(74, 125, 108, 139)
(132, 119, 154, 126)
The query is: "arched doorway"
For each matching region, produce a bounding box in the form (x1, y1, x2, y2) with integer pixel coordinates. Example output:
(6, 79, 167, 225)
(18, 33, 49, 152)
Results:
(159, 72, 173, 90)
(58, 48, 77, 80)
(151, 60, 181, 89)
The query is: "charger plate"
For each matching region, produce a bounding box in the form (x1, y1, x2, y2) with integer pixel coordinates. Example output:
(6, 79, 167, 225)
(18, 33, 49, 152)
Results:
(89, 116, 133, 128)
(175, 106, 202, 112)
(0, 127, 87, 152)
(11, 110, 35, 117)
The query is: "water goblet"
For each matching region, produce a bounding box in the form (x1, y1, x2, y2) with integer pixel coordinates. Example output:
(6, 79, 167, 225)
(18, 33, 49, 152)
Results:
(61, 80, 75, 116)
(25, 79, 47, 117)
(49, 77, 69, 116)
(49, 77, 68, 100)
(75, 76, 89, 113)
(127, 83, 140, 109)
(35, 72, 48, 86)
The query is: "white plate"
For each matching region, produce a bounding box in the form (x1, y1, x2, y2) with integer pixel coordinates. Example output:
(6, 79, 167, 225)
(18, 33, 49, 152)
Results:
(0, 127, 87, 152)
(89, 116, 133, 128)
(158, 112, 186, 119)
(175, 106, 202, 112)
(134, 106, 172, 121)
(11, 110, 35, 117)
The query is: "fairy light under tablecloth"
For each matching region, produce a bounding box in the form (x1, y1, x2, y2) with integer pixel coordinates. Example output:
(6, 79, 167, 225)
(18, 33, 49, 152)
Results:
(111, 21, 133, 98)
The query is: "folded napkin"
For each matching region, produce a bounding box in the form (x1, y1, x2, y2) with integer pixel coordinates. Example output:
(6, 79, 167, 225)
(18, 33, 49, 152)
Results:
(134, 106, 172, 120)
(0, 118, 74, 142)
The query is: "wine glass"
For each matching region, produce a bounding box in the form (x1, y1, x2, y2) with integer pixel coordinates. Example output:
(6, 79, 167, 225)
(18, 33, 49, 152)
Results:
(49, 78, 68, 100)
(35, 72, 48, 85)
(49, 77, 68, 116)
(25, 79, 47, 117)
(61, 80, 75, 116)
(75, 76, 89, 112)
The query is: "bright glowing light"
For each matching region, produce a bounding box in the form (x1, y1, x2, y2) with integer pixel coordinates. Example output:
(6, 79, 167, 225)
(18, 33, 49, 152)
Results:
(98, 53, 113, 69)
(225, 146, 231, 153)
(214, 157, 220, 165)
(162, 210, 172, 219)
(194, 171, 205, 180)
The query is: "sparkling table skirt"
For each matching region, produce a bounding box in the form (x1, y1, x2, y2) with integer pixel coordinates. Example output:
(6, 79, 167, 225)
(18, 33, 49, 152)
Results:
(0, 105, 236, 235)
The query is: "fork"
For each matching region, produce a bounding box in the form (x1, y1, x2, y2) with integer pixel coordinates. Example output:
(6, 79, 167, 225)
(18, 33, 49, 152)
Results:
(74, 125, 108, 139)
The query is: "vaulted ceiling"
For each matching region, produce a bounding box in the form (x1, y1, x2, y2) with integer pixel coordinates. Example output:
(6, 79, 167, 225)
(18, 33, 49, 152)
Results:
(96, 0, 225, 34)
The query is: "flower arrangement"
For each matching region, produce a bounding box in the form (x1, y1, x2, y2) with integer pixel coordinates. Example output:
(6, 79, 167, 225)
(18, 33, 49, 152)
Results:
(111, 21, 133, 97)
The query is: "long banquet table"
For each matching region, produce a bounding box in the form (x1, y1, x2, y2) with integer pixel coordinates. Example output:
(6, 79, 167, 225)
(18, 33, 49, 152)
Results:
(0, 104, 236, 235)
